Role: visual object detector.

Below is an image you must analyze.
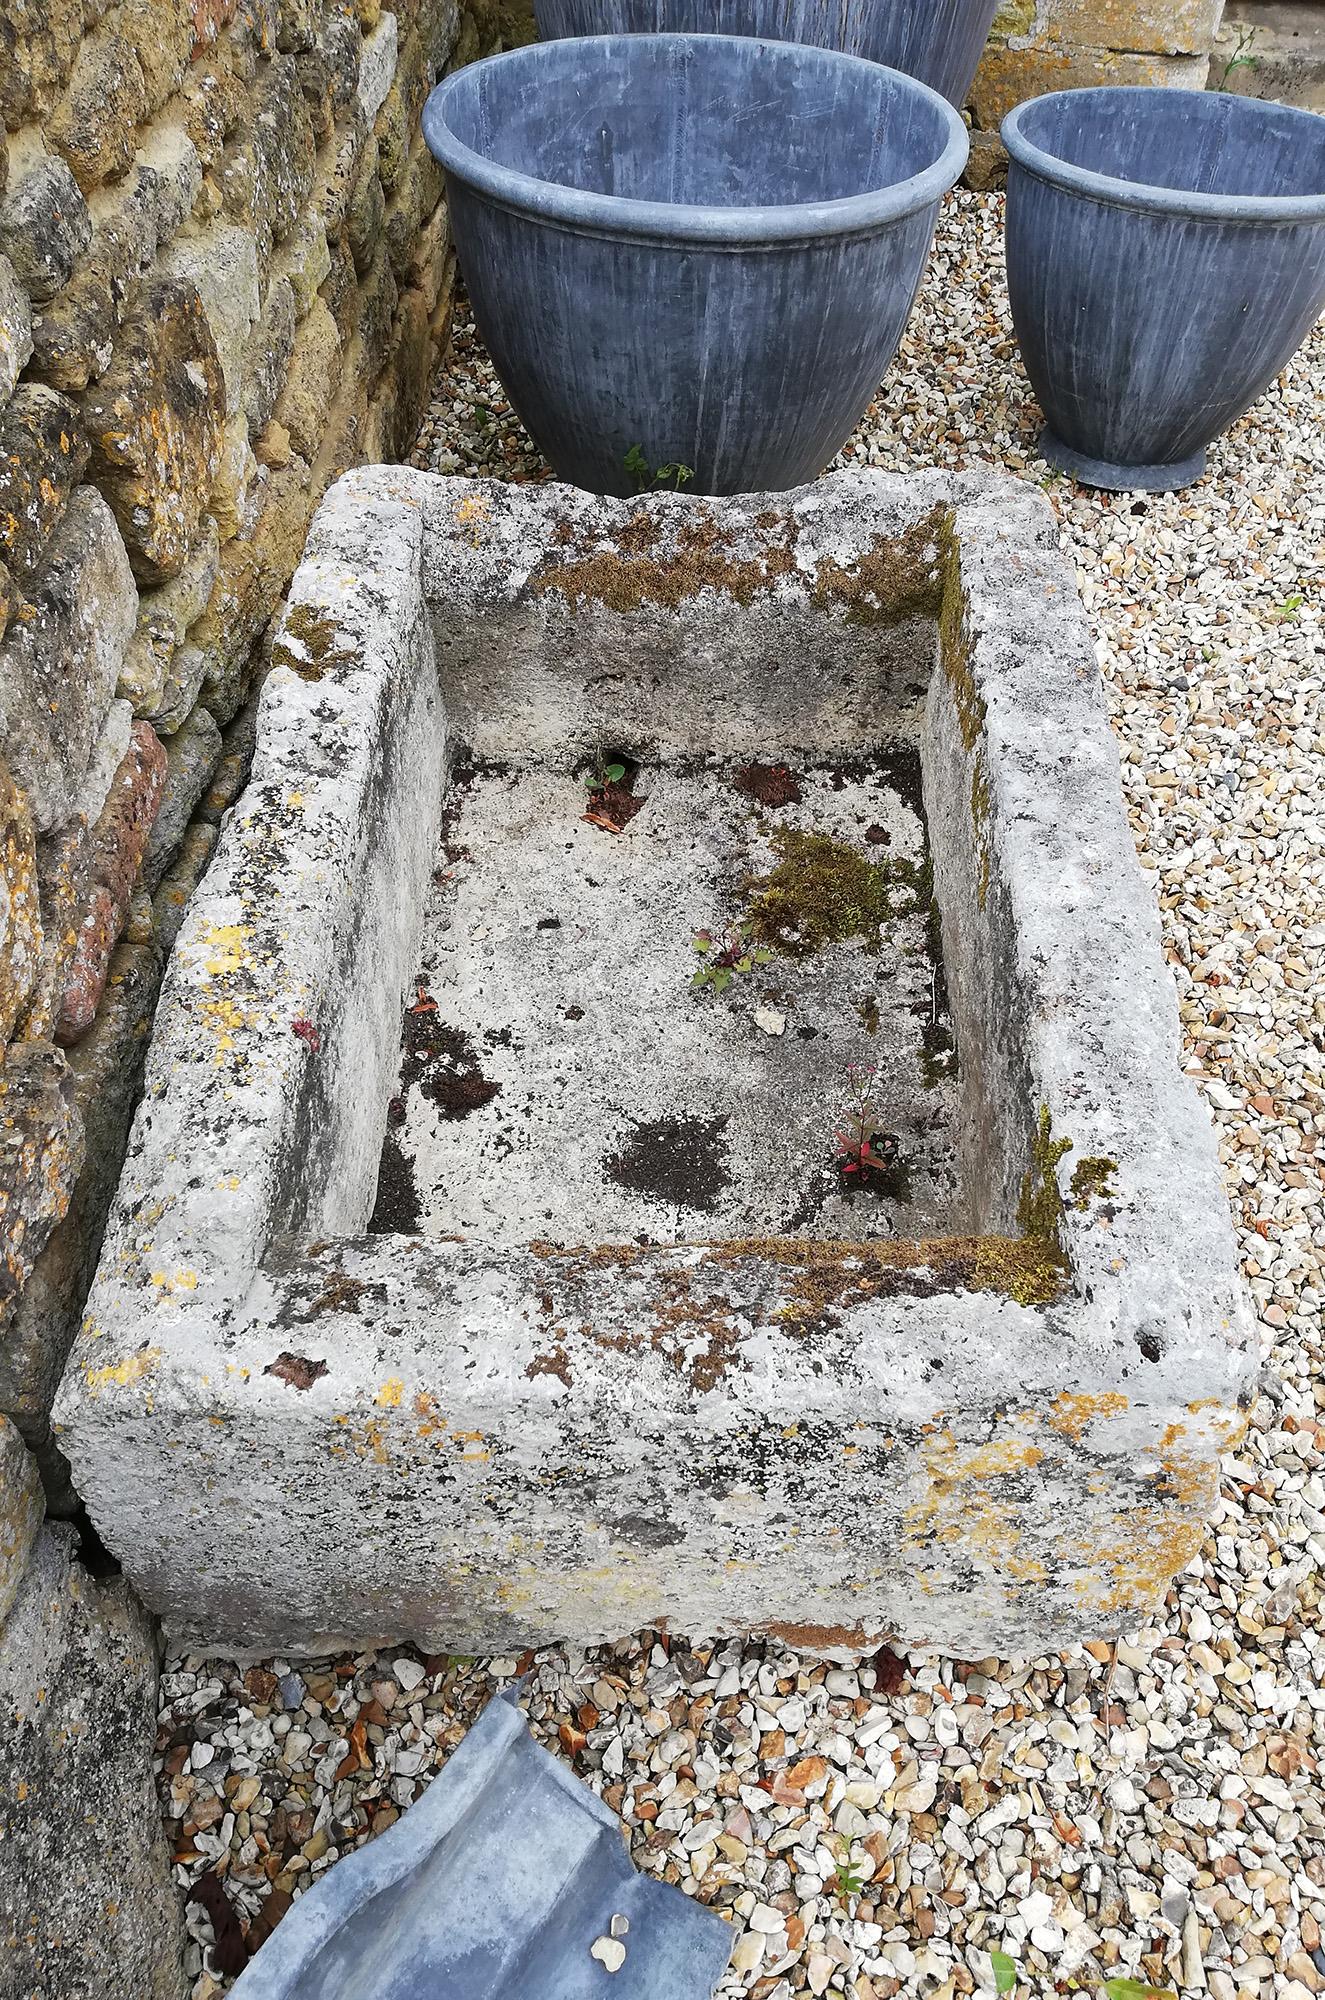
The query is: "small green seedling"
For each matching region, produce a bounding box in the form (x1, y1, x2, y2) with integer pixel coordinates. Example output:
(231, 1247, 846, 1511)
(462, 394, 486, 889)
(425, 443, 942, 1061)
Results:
(832, 1855, 865, 1900)
(990, 1950, 1018, 1995)
(583, 761, 627, 790)
(1269, 591, 1304, 623)
(691, 923, 773, 994)
(624, 443, 695, 493)
(1103, 1983, 1178, 2000)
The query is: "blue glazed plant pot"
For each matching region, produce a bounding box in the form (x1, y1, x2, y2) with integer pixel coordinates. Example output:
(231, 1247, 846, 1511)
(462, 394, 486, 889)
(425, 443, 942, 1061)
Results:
(1002, 87, 1325, 492)
(531, 0, 1001, 109)
(422, 34, 967, 497)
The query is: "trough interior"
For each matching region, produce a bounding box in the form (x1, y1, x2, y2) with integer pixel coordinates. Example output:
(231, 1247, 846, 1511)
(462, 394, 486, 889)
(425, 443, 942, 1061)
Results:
(358, 504, 1027, 1257)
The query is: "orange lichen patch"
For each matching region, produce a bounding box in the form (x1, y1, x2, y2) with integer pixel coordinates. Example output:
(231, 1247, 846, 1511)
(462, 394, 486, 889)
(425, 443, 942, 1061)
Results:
(1155, 1437, 1220, 1510)
(1071, 1508, 1208, 1617)
(374, 1377, 404, 1409)
(412, 1389, 449, 1443)
(1048, 1391, 1129, 1441)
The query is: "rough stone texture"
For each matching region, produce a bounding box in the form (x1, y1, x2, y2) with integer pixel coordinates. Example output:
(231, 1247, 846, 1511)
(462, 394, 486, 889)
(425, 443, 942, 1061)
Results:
(0, 149, 93, 306)
(56, 468, 1256, 1660)
(0, 486, 137, 835)
(242, 273, 296, 432)
(0, 755, 41, 1043)
(119, 0, 196, 117)
(152, 820, 219, 955)
(117, 514, 221, 717)
(0, 0, 491, 1497)
(970, 43, 1210, 125)
(46, 28, 151, 194)
(158, 221, 261, 420)
(139, 704, 222, 892)
(81, 278, 225, 585)
(0, 1037, 82, 1331)
(0, 0, 84, 128)
(275, 296, 343, 458)
(1034, 0, 1226, 52)
(2, 939, 164, 1452)
(0, 382, 90, 591)
(56, 722, 168, 1045)
(0, 254, 32, 409)
(0, 1414, 42, 1626)
(0, 1525, 187, 1999)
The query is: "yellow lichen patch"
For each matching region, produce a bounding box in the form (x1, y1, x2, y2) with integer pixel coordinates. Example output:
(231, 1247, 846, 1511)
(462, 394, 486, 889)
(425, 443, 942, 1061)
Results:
(1048, 1391, 1129, 1441)
(374, 1377, 404, 1408)
(156, 1268, 197, 1292)
(455, 493, 491, 545)
(197, 924, 253, 980)
(83, 1348, 161, 1397)
(199, 995, 252, 1060)
(904, 1426, 1045, 1583)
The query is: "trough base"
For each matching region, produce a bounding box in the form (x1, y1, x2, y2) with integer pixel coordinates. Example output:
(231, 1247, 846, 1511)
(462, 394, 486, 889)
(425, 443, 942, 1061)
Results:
(1039, 428, 1208, 493)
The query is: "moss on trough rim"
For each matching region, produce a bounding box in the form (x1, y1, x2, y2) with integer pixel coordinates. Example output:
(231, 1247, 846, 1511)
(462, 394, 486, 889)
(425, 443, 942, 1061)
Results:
(529, 1229, 1069, 1316)
(528, 503, 954, 626)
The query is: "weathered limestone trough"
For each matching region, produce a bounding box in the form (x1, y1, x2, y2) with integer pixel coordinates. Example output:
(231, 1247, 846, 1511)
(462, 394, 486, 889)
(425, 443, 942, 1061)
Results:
(54, 467, 1256, 1659)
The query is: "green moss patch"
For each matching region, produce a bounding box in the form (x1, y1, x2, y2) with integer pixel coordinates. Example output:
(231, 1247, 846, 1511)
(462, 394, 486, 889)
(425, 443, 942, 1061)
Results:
(742, 829, 926, 959)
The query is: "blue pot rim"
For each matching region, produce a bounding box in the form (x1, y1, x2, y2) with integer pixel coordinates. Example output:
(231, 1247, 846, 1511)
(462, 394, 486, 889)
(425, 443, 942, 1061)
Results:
(1002, 88, 1325, 225)
(422, 33, 969, 246)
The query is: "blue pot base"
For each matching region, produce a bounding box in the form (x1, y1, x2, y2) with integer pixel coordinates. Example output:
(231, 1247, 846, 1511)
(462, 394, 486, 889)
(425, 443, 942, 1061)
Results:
(1040, 428, 1206, 494)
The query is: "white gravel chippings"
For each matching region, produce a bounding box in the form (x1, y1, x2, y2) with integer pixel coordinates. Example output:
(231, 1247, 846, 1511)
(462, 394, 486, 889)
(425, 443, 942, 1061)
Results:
(160, 193, 1325, 2000)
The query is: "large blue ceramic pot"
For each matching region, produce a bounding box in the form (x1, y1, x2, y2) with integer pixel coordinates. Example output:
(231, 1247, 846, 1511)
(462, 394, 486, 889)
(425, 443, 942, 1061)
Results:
(422, 34, 967, 496)
(531, 0, 1001, 109)
(1003, 88, 1325, 492)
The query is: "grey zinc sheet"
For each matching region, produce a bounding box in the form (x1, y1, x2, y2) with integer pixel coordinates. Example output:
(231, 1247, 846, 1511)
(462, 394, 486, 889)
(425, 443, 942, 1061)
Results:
(229, 1688, 733, 1999)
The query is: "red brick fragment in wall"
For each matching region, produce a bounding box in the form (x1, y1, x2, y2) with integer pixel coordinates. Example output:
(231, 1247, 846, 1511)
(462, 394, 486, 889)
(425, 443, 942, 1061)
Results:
(55, 723, 167, 1045)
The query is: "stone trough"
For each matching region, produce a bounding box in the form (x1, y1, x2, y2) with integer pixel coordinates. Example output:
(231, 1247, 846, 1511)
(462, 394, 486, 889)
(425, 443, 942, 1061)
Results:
(54, 467, 1256, 1660)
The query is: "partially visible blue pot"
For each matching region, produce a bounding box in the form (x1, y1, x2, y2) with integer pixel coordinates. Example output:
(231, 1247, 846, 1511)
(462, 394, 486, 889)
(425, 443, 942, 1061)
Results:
(422, 34, 967, 496)
(1002, 88, 1325, 492)
(532, 0, 1001, 109)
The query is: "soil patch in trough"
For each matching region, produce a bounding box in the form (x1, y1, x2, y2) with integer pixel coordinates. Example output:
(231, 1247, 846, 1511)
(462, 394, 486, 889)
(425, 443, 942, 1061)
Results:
(372, 749, 962, 1248)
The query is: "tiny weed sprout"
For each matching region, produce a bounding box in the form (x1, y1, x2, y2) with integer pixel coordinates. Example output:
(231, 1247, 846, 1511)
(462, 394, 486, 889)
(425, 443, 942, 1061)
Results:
(832, 1852, 865, 1901)
(583, 760, 627, 790)
(834, 1060, 899, 1179)
(624, 444, 695, 494)
(986, 1955, 1177, 2000)
(1270, 590, 1304, 622)
(691, 923, 773, 995)
(1215, 22, 1257, 88)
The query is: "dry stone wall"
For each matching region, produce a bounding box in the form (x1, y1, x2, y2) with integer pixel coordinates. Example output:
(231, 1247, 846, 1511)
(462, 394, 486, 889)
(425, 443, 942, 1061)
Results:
(0, 0, 498, 1514)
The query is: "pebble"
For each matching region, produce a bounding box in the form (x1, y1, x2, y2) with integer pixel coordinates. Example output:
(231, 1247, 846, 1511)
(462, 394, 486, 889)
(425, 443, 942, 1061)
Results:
(163, 195, 1325, 2000)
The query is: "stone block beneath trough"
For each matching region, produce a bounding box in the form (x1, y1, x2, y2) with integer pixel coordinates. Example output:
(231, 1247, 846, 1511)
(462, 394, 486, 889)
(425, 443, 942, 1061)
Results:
(0, 1526, 187, 1999)
(55, 469, 1256, 1661)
